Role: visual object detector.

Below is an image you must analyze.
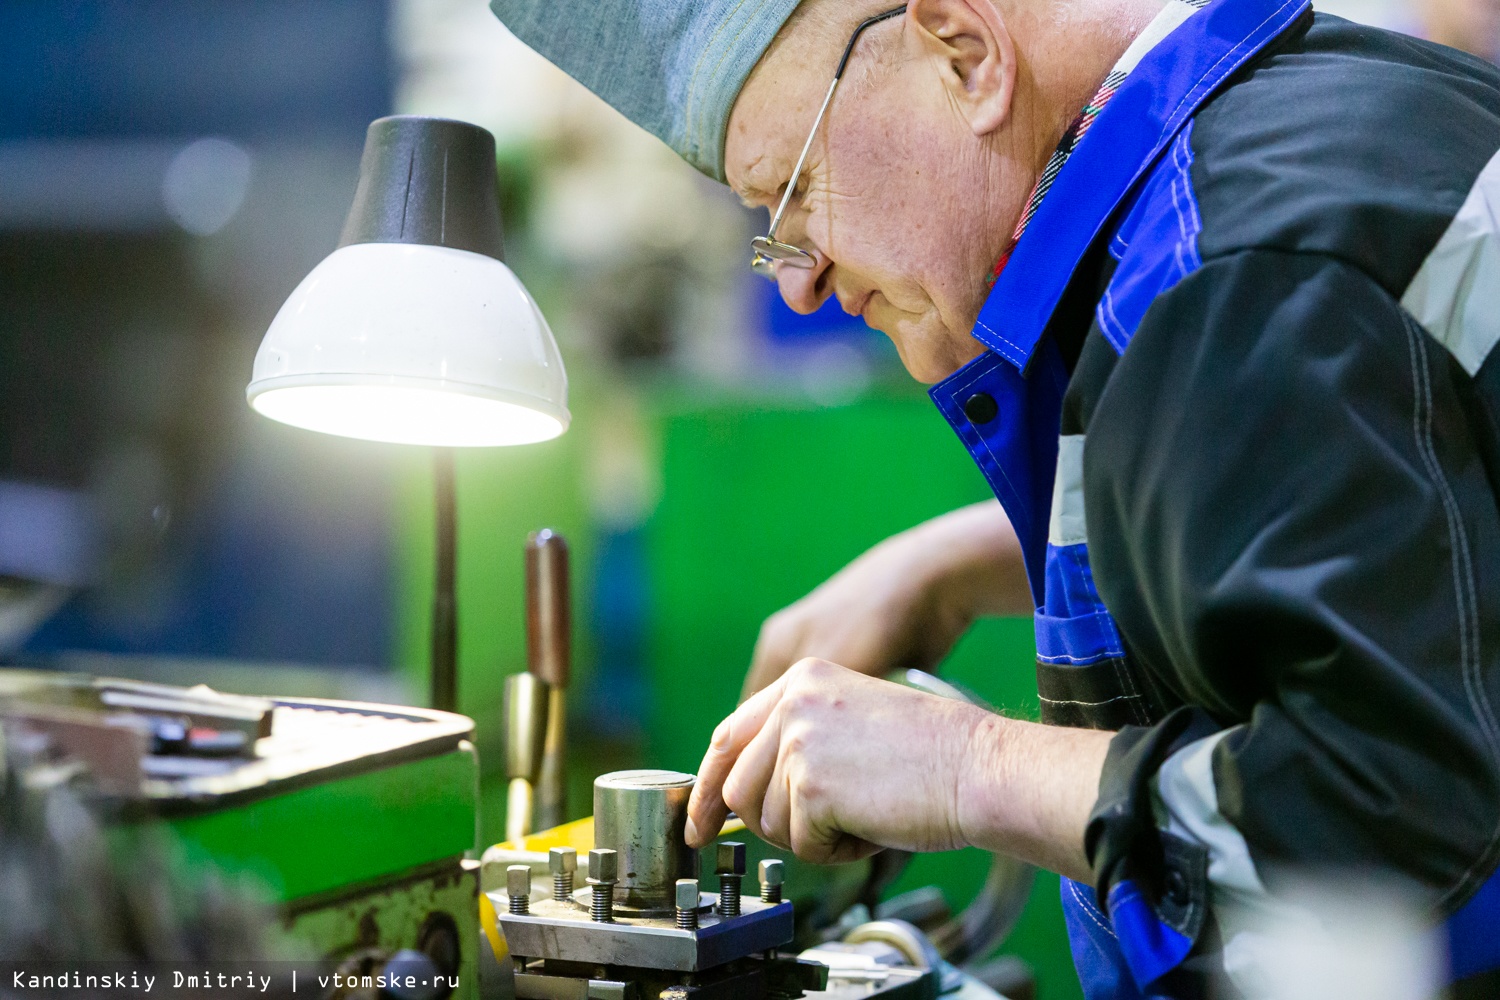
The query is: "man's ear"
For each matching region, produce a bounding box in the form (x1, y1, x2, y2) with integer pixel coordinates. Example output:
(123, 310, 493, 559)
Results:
(907, 0, 1015, 136)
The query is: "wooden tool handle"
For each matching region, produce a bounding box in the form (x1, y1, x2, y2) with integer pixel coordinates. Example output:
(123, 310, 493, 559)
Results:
(525, 529, 571, 688)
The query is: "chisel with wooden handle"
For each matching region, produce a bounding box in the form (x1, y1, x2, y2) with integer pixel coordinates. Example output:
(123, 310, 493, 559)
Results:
(526, 528, 571, 831)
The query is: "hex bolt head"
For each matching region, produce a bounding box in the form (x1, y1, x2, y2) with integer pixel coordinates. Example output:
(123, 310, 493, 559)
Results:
(507, 865, 532, 915)
(587, 849, 618, 923)
(716, 841, 747, 876)
(675, 878, 700, 911)
(675, 878, 700, 930)
(550, 846, 578, 902)
(759, 859, 785, 903)
(588, 848, 619, 884)
(715, 842, 746, 919)
(550, 846, 578, 876)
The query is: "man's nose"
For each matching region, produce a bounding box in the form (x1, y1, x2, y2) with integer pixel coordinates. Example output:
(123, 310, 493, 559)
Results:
(774, 246, 833, 315)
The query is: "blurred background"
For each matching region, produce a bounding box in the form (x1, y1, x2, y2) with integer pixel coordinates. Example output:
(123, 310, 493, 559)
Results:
(0, 1, 1492, 998)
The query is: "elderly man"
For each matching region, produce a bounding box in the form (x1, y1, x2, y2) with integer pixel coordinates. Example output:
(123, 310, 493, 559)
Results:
(492, 0, 1500, 994)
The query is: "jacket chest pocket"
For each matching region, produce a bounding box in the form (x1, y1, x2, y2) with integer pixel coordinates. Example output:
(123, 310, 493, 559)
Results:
(1035, 542, 1154, 730)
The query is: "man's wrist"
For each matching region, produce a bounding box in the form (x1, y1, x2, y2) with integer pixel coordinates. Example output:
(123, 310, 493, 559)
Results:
(952, 708, 1008, 852)
(951, 710, 1112, 883)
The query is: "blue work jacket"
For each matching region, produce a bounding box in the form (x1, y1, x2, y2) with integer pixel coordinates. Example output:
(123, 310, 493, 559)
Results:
(928, 0, 1500, 994)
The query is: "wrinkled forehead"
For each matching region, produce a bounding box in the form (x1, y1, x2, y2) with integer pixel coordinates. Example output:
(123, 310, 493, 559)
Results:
(723, 18, 841, 201)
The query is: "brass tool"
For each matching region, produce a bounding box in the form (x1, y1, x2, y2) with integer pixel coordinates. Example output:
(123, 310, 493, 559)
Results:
(526, 529, 570, 831)
(503, 671, 549, 844)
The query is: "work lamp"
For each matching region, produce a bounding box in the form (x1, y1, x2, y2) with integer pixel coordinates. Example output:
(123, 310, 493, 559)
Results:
(247, 115, 569, 711)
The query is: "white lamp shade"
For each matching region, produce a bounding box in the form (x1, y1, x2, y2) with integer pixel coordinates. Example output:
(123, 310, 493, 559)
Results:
(247, 242, 569, 447)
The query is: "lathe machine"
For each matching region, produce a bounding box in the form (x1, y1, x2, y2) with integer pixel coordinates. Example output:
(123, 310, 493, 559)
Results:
(0, 528, 1026, 1000)
(482, 769, 1009, 1000)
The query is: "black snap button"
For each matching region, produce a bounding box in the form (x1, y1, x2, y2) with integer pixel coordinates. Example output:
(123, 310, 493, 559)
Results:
(1164, 869, 1189, 906)
(963, 392, 998, 425)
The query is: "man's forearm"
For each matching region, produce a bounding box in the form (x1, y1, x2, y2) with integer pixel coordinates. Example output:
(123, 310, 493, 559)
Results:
(916, 499, 1033, 619)
(957, 712, 1114, 884)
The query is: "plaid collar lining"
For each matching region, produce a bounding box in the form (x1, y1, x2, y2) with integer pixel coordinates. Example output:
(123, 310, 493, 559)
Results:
(991, 0, 1209, 283)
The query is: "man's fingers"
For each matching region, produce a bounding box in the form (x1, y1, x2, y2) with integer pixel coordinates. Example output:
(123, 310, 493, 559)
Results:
(686, 673, 790, 847)
(719, 705, 783, 842)
(756, 742, 795, 851)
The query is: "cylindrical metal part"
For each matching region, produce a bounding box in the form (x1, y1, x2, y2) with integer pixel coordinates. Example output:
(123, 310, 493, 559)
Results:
(504, 673, 550, 781)
(505, 777, 534, 846)
(430, 449, 458, 713)
(507, 865, 531, 915)
(593, 770, 697, 911)
(528, 530, 571, 831)
(537, 685, 567, 830)
(675, 879, 699, 930)
(759, 858, 785, 904)
(587, 849, 618, 923)
(549, 847, 577, 902)
(504, 672, 549, 843)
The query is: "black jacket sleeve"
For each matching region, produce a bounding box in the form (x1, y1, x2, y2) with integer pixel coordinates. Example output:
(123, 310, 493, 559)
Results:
(1082, 247, 1500, 913)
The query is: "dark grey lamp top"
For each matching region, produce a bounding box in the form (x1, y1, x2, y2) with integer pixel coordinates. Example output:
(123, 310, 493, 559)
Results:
(338, 115, 506, 262)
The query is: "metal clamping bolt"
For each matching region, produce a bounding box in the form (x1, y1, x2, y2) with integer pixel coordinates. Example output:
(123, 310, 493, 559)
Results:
(550, 846, 577, 902)
(675, 878, 700, 930)
(758, 858, 785, 904)
(507, 865, 532, 915)
(588, 848, 618, 923)
(716, 841, 746, 919)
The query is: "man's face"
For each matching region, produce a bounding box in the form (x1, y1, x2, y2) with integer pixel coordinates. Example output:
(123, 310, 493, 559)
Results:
(725, 9, 1025, 384)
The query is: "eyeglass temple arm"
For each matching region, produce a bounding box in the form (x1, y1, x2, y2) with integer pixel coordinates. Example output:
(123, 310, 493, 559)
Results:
(763, 5, 908, 241)
(765, 77, 839, 238)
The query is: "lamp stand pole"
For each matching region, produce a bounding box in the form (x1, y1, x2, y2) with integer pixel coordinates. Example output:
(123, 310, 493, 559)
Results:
(431, 448, 458, 712)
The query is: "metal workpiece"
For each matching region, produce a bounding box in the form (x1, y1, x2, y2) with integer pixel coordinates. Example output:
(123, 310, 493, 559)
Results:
(505, 672, 551, 844)
(588, 849, 619, 923)
(716, 841, 746, 919)
(758, 859, 784, 904)
(794, 943, 937, 999)
(675, 879, 700, 930)
(550, 846, 578, 902)
(512, 974, 631, 1000)
(493, 893, 795, 972)
(505, 673, 550, 782)
(593, 770, 697, 912)
(513, 974, 634, 1000)
(508, 865, 533, 915)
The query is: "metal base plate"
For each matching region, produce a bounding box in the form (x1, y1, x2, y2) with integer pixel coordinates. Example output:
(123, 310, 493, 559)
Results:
(494, 894, 794, 972)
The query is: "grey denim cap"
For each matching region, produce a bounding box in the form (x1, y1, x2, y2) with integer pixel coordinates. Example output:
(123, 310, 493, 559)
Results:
(490, 0, 803, 182)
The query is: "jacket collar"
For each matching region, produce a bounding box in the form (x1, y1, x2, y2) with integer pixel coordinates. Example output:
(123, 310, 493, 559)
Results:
(971, 0, 1312, 371)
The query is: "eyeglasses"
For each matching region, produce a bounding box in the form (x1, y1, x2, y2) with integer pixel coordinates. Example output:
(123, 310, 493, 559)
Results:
(749, 5, 907, 280)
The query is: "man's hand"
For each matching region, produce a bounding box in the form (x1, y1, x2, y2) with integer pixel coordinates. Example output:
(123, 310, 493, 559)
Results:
(687, 658, 1114, 882)
(742, 501, 1031, 699)
(689, 659, 978, 863)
